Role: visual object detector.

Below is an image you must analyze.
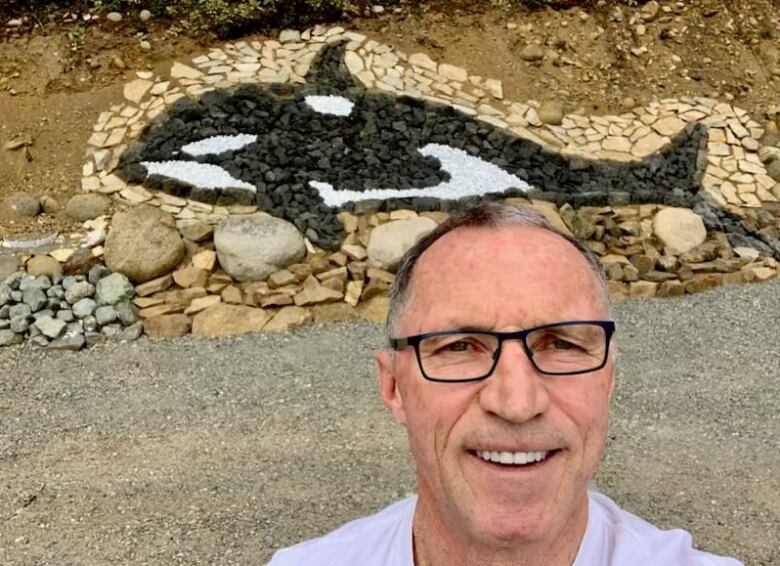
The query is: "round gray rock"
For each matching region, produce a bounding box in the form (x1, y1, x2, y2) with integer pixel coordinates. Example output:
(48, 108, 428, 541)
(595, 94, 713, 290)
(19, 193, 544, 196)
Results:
(2, 192, 40, 217)
(115, 300, 139, 326)
(104, 205, 185, 284)
(95, 305, 118, 326)
(34, 315, 66, 339)
(214, 214, 306, 282)
(72, 298, 97, 319)
(65, 281, 95, 305)
(95, 273, 134, 305)
(23, 288, 48, 311)
(0, 329, 23, 347)
(10, 316, 29, 334)
(65, 194, 111, 222)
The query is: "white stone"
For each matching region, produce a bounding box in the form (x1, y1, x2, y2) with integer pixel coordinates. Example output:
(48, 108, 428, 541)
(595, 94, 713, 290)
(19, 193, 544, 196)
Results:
(123, 79, 153, 103)
(141, 161, 255, 192)
(652, 115, 685, 136)
(304, 95, 355, 116)
(602, 137, 632, 153)
(632, 132, 668, 156)
(310, 144, 529, 207)
(344, 51, 364, 74)
(182, 134, 257, 156)
(214, 214, 306, 282)
(652, 208, 707, 255)
(484, 78, 503, 99)
(409, 52, 437, 72)
(438, 63, 468, 83)
(279, 29, 301, 43)
(170, 62, 203, 79)
(367, 217, 438, 271)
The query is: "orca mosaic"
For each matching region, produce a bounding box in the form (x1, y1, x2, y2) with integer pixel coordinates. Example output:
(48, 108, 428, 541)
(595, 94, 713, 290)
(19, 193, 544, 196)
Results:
(78, 28, 779, 257)
(116, 41, 715, 250)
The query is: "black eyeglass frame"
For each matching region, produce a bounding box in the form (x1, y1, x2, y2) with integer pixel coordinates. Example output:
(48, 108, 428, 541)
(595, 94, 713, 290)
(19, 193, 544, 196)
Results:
(390, 320, 616, 383)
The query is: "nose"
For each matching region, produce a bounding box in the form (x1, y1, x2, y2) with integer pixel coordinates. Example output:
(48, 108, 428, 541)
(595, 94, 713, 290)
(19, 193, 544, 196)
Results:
(477, 339, 551, 424)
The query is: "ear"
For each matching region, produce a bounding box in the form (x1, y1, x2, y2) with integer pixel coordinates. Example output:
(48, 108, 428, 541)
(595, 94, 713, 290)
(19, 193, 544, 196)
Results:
(376, 350, 407, 424)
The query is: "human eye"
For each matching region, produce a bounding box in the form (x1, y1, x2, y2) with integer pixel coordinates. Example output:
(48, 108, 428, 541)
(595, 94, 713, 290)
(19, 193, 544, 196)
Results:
(550, 337, 581, 350)
(530, 331, 585, 353)
(424, 334, 493, 356)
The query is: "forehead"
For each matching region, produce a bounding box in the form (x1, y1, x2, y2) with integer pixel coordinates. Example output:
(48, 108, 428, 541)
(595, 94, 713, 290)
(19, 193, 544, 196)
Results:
(401, 225, 606, 334)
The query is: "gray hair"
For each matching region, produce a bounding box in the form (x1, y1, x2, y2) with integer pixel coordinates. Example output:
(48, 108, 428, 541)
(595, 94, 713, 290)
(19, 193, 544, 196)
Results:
(385, 201, 611, 339)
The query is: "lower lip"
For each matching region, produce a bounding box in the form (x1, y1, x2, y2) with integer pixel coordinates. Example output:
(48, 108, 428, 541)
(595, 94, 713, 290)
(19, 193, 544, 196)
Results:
(469, 450, 561, 471)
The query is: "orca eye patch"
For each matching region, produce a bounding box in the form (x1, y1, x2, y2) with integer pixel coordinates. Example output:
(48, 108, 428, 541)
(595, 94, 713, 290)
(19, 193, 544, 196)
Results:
(304, 95, 355, 116)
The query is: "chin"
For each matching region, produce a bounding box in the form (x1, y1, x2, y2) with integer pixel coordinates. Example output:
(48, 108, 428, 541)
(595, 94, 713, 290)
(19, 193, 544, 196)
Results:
(468, 504, 556, 546)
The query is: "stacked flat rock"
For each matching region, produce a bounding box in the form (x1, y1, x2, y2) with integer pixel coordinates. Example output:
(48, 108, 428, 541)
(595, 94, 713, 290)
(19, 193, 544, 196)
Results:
(0, 266, 142, 350)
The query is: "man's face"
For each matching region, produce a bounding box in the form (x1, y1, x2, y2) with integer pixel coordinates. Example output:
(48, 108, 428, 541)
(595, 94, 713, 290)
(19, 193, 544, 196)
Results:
(377, 225, 615, 547)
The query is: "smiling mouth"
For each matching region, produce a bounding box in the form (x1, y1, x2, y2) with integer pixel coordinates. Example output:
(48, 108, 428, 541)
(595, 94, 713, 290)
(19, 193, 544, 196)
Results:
(471, 449, 559, 467)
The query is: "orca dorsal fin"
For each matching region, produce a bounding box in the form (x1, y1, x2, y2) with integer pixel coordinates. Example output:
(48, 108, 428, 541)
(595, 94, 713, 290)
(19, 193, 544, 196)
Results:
(304, 40, 361, 93)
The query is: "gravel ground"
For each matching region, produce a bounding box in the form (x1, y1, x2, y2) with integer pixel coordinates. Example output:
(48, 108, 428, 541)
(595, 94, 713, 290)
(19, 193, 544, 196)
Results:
(1, 281, 778, 566)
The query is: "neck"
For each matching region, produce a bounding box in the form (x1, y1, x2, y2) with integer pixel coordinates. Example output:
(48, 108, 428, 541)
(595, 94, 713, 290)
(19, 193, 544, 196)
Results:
(411, 494, 589, 566)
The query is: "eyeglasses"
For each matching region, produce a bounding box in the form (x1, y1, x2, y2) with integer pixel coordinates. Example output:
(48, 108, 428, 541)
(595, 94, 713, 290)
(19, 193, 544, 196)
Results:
(390, 320, 616, 383)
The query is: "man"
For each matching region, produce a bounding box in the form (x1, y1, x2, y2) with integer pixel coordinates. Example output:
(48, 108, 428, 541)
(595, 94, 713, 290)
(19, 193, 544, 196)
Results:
(270, 202, 742, 566)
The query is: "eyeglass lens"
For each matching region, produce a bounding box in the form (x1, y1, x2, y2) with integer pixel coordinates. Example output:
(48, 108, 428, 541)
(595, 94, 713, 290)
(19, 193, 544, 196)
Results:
(417, 323, 609, 380)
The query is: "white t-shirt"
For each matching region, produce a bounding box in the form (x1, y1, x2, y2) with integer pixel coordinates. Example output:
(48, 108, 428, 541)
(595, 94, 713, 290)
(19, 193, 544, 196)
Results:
(268, 491, 743, 566)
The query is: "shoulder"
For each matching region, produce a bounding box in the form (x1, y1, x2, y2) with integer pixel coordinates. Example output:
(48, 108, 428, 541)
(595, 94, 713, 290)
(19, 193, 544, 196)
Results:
(267, 496, 416, 566)
(582, 491, 743, 566)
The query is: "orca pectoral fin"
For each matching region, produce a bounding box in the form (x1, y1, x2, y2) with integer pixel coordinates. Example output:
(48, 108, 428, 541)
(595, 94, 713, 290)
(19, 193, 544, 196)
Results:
(141, 161, 256, 192)
(309, 143, 532, 207)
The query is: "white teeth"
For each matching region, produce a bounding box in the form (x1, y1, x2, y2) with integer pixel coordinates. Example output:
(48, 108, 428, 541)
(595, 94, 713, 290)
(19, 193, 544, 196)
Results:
(476, 450, 549, 465)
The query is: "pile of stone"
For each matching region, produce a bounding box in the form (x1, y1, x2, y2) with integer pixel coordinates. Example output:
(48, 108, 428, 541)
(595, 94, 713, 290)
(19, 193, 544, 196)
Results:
(130, 206, 404, 338)
(532, 201, 779, 300)
(0, 267, 142, 350)
(1, 195, 777, 348)
(125, 198, 777, 340)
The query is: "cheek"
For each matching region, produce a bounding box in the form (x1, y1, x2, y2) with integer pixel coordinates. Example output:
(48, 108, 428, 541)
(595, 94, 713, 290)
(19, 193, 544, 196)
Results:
(401, 382, 477, 466)
(553, 377, 612, 445)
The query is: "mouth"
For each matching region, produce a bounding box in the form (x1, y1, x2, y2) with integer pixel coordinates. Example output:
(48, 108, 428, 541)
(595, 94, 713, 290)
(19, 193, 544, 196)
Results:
(470, 449, 560, 468)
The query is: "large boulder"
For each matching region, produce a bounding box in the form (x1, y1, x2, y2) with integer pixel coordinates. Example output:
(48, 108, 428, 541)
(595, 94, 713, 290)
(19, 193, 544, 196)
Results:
(104, 205, 185, 283)
(214, 214, 306, 282)
(367, 217, 438, 271)
(652, 208, 707, 255)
